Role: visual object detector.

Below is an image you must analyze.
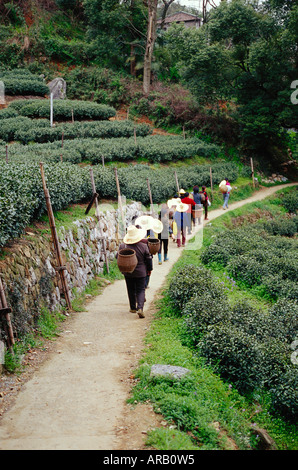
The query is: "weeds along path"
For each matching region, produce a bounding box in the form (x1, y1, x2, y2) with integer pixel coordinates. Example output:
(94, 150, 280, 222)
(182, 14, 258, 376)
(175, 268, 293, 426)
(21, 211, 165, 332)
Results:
(0, 183, 296, 450)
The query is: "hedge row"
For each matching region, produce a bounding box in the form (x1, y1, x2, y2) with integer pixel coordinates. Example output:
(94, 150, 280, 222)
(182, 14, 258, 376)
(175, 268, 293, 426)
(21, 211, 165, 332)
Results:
(1, 135, 223, 164)
(0, 79, 49, 97)
(8, 99, 116, 121)
(201, 223, 298, 301)
(0, 160, 240, 247)
(0, 69, 49, 96)
(167, 264, 298, 420)
(0, 116, 152, 143)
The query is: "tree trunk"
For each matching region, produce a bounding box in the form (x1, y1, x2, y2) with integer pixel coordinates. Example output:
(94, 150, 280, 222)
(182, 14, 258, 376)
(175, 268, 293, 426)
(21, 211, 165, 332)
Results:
(143, 0, 158, 95)
(160, 0, 175, 30)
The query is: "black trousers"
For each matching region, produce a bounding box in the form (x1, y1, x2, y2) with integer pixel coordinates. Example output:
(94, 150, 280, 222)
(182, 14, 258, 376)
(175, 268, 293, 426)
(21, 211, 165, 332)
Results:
(124, 276, 146, 310)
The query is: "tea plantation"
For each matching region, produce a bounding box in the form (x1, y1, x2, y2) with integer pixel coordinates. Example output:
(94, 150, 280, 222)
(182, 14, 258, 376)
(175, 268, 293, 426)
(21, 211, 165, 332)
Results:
(0, 89, 242, 247)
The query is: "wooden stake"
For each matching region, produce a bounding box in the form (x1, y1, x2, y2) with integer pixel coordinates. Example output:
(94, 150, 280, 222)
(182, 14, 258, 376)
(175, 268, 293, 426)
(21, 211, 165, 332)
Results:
(210, 167, 213, 201)
(134, 127, 137, 146)
(0, 277, 14, 351)
(61, 132, 64, 148)
(101, 155, 105, 168)
(39, 162, 72, 311)
(5, 145, 8, 164)
(50, 93, 53, 127)
(174, 170, 180, 193)
(183, 126, 185, 140)
(147, 178, 154, 215)
(114, 167, 125, 238)
(71, 109, 74, 123)
(250, 157, 255, 188)
(89, 168, 109, 274)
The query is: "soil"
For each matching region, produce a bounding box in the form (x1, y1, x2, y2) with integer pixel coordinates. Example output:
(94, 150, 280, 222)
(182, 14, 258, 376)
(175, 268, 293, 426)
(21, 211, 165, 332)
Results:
(0, 183, 296, 450)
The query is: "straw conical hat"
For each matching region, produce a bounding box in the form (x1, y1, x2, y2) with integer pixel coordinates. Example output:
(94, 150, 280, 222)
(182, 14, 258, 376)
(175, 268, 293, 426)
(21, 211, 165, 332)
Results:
(176, 202, 188, 213)
(135, 215, 154, 230)
(167, 198, 181, 208)
(123, 225, 147, 244)
(151, 219, 163, 234)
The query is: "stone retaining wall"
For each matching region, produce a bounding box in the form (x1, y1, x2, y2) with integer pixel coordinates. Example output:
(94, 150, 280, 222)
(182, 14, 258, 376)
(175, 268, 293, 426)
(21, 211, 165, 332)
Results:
(0, 202, 142, 341)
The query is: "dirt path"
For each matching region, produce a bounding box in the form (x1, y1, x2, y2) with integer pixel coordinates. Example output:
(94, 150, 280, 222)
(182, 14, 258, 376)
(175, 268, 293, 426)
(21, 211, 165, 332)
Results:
(0, 183, 296, 450)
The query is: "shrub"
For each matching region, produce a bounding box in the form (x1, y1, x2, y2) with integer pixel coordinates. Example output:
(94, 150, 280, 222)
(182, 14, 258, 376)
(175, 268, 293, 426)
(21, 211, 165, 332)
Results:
(1, 78, 49, 96)
(167, 264, 219, 313)
(9, 99, 116, 121)
(182, 291, 230, 344)
(198, 324, 266, 392)
(281, 188, 298, 214)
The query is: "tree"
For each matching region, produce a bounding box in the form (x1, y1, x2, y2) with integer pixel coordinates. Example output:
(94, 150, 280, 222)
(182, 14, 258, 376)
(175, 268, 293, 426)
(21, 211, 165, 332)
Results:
(164, 0, 298, 166)
(83, 0, 147, 70)
(143, 0, 158, 94)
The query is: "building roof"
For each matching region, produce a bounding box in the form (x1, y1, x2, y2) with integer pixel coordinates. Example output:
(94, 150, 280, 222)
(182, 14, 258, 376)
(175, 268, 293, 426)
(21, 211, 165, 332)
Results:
(157, 11, 201, 24)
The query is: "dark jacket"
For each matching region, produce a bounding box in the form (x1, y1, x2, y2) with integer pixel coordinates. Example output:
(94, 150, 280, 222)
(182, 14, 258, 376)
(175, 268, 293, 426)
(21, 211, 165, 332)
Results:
(118, 241, 153, 278)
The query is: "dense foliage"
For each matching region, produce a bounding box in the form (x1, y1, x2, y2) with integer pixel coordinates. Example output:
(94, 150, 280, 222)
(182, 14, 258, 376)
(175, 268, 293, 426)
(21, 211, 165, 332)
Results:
(167, 264, 298, 420)
(200, 221, 298, 301)
(0, 160, 240, 247)
(8, 99, 116, 121)
(0, 115, 152, 143)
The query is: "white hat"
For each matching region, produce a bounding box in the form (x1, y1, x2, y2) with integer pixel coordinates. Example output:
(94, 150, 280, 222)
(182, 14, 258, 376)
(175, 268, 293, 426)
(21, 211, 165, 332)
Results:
(123, 225, 147, 244)
(167, 198, 181, 208)
(179, 188, 186, 194)
(151, 219, 163, 234)
(176, 202, 188, 213)
(135, 215, 154, 230)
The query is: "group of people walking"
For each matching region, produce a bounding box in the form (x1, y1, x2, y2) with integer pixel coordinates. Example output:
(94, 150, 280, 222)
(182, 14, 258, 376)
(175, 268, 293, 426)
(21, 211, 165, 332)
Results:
(117, 179, 232, 318)
(116, 182, 222, 318)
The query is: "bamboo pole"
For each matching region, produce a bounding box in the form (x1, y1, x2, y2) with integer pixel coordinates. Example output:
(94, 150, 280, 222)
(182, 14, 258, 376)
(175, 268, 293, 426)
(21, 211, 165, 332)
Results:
(210, 166, 213, 201)
(174, 170, 180, 194)
(114, 167, 126, 238)
(0, 277, 14, 351)
(134, 127, 137, 146)
(5, 145, 8, 164)
(90, 168, 109, 274)
(250, 157, 255, 188)
(50, 93, 53, 127)
(147, 178, 154, 215)
(39, 162, 72, 311)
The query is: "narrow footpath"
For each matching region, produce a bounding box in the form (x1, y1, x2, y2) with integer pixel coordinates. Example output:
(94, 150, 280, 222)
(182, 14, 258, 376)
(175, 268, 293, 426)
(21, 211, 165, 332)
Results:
(0, 183, 296, 450)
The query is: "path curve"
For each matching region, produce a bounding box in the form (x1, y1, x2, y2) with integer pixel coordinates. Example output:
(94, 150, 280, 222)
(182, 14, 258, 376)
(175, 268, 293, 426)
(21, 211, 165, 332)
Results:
(0, 183, 296, 450)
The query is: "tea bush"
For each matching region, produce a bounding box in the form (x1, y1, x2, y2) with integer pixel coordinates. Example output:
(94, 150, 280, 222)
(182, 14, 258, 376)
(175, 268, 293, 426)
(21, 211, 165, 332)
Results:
(201, 225, 298, 300)
(1, 79, 49, 96)
(8, 99, 116, 121)
(166, 261, 298, 419)
(0, 69, 49, 96)
(0, 117, 152, 143)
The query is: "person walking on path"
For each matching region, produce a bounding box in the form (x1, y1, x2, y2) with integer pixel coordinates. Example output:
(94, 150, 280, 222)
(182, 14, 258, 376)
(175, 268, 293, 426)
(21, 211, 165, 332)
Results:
(220, 178, 232, 210)
(201, 186, 209, 220)
(117, 225, 153, 318)
(173, 202, 189, 247)
(158, 203, 170, 264)
(181, 192, 196, 234)
(192, 186, 203, 225)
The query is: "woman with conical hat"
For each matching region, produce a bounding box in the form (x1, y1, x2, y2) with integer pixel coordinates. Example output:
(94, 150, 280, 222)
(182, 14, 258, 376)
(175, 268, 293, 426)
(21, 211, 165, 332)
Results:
(117, 225, 153, 318)
(173, 202, 188, 248)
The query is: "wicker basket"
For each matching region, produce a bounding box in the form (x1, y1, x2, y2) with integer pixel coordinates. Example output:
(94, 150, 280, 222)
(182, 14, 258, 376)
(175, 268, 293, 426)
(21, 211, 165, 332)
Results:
(193, 208, 203, 218)
(219, 184, 227, 193)
(148, 238, 160, 255)
(117, 248, 138, 273)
